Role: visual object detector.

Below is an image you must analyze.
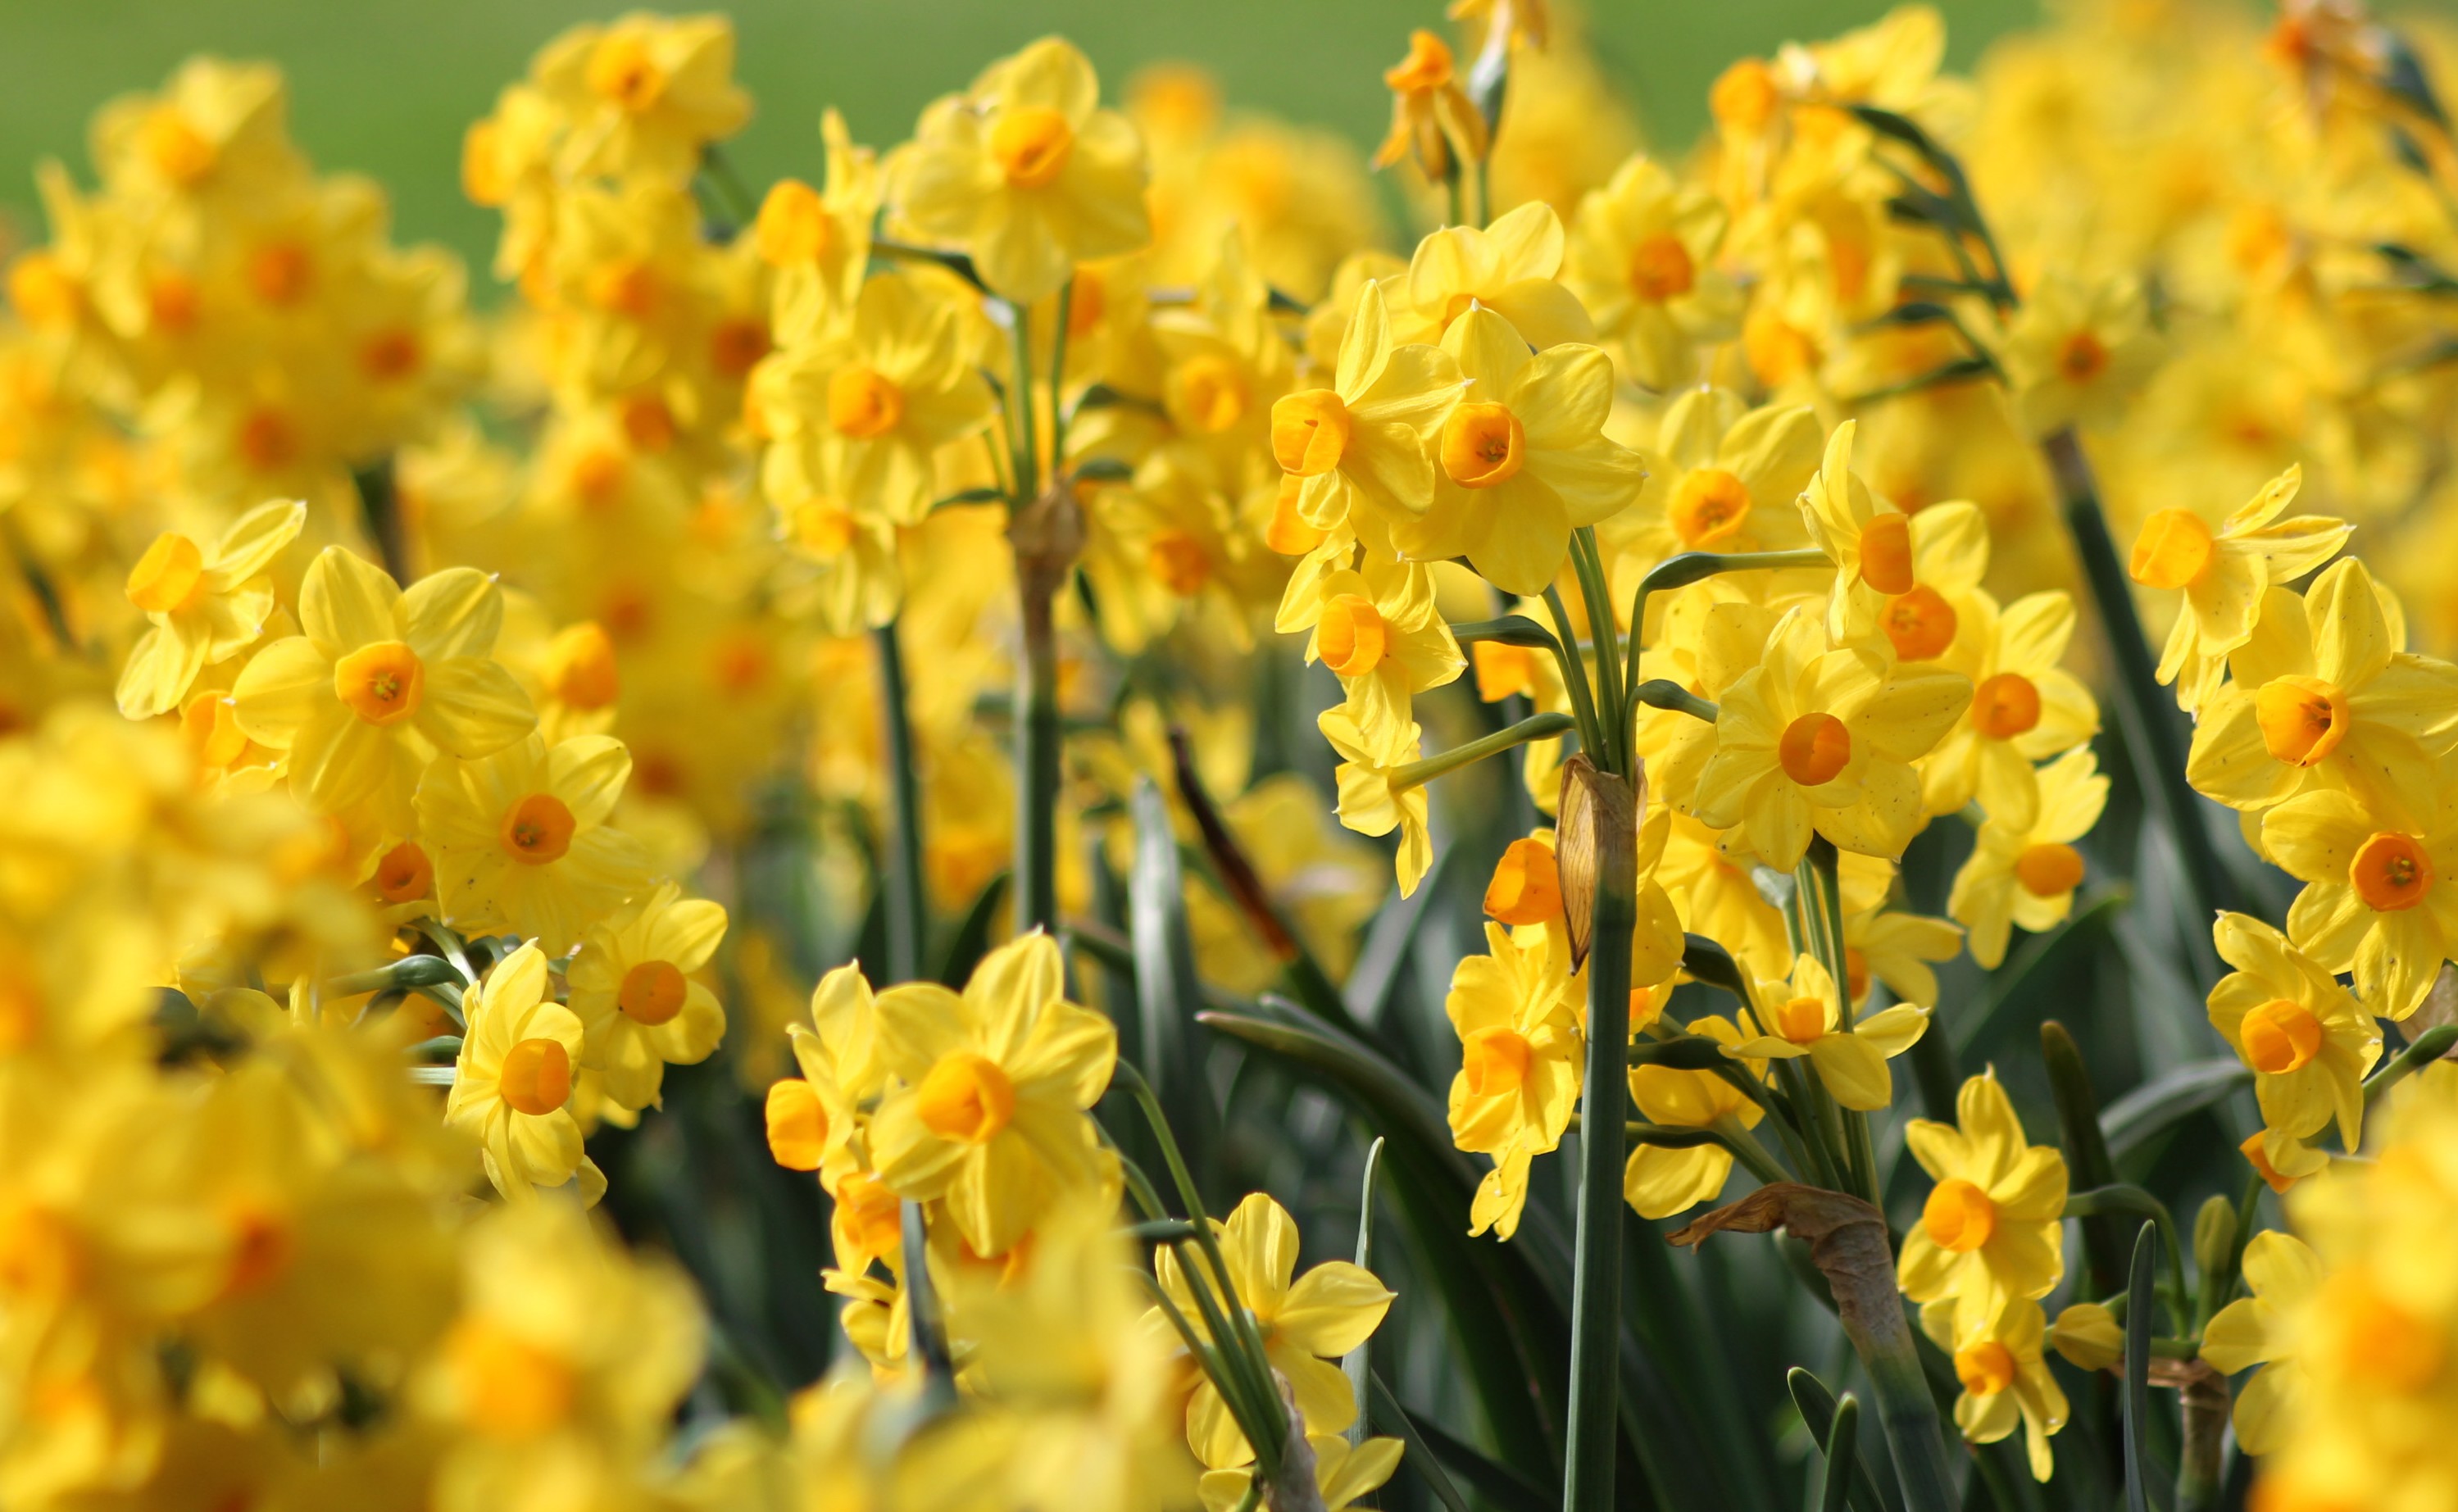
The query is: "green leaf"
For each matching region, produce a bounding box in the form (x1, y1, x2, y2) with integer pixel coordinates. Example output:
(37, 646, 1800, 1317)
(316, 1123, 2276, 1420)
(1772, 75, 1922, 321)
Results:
(1343, 846, 1455, 1027)
(1625, 1035, 1733, 1070)
(934, 870, 1011, 988)
(1129, 779, 1215, 1196)
(1785, 1367, 1890, 1512)
(1374, 1372, 1552, 1512)
(2102, 1060, 2253, 1162)
(1819, 1394, 1861, 1512)
(1956, 888, 2129, 1054)
(1365, 1372, 1483, 1512)
(1344, 1136, 1385, 1447)
(2123, 1223, 2158, 1512)
(2042, 1021, 2128, 1298)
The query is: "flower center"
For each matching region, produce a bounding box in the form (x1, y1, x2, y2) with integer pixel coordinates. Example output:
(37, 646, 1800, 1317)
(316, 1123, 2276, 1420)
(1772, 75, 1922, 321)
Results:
(543, 622, 620, 710)
(1670, 468, 1752, 547)
(375, 841, 433, 903)
(1881, 585, 1959, 661)
(448, 1317, 575, 1439)
(1440, 402, 1526, 489)
(1972, 672, 2042, 741)
(1954, 1340, 2018, 1396)
(1385, 30, 1456, 93)
(588, 259, 660, 318)
(618, 960, 688, 1025)
(1628, 233, 1697, 302)
(334, 641, 426, 726)
(237, 406, 297, 471)
(498, 1037, 573, 1116)
(827, 366, 906, 438)
(1270, 389, 1352, 476)
(1484, 838, 1562, 925)
(1923, 1178, 1998, 1253)
(2255, 675, 2348, 767)
(2351, 832, 2433, 912)
(219, 1204, 293, 1299)
(2056, 330, 2110, 383)
(2240, 997, 2324, 1075)
(989, 105, 1076, 188)
(0, 1201, 81, 1301)
(2129, 508, 2216, 590)
(795, 505, 859, 558)
(248, 241, 313, 306)
(125, 532, 206, 615)
(586, 33, 668, 111)
(754, 179, 834, 266)
(765, 1078, 830, 1170)
(1461, 1026, 1533, 1097)
(1857, 511, 1916, 594)
(500, 793, 577, 865)
(916, 1051, 1017, 1143)
(1778, 712, 1852, 786)
(1172, 353, 1250, 434)
(1317, 594, 1389, 678)
(1147, 530, 1211, 597)
(360, 327, 422, 380)
(1711, 58, 1781, 130)
(834, 1171, 905, 1256)
(2320, 1273, 2443, 1392)
(2015, 842, 2086, 897)
(1770, 994, 1828, 1042)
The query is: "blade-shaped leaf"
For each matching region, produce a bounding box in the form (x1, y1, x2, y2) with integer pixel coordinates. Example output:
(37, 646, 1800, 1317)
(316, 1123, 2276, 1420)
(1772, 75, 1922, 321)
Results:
(1785, 1367, 1891, 1512)
(2124, 1223, 2158, 1512)
(2103, 1060, 2252, 1161)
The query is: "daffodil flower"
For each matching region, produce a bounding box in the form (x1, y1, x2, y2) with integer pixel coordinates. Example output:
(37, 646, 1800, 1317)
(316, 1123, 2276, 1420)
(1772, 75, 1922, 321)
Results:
(2208, 912, 2380, 1163)
(1563, 155, 1742, 388)
(1731, 952, 1928, 1111)
(1919, 588, 2100, 829)
(533, 14, 751, 182)
(115, 497, 304, 720)
(1445, 921, 1583, 1238)
(2001, 272, 2162, 437)
(2261, 787, 2458, 1020)
(866, 933, 1117, 1258)
(1603, 388, 1819, 579)
(754, 109, 879, 342)
(1839, 904, 1963, 1010)
(1625, 1014, 1766, 1218)
(1387, 201, 1595, 350)
(1199, 1434, 1404, 1512)
(1291, 557, 1463, 745)
(566, 880, 728, 1114)
(1269, 280, 1463, 550)
(1948, 745, 2108, 969)
(1319, 703, 1433, 897)
(1897, 1071, 2067, 1321)
(447, 942, 597, 1201)
(1919, 1296, 2070, 1482)
(2198, 1229, 2320, 1455)
(1799, 420, 1920, 641)
(2127, 464, 2352, 713)
(1393, 305, 1647, 595)
(1152, 1192, 1393, 1468)
(413, 732, 652, 956)
(2188, 561, 2458, 817)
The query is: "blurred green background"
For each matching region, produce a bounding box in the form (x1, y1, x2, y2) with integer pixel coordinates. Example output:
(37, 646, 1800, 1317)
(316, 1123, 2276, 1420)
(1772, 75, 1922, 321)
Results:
(0, 0, 2042, 276)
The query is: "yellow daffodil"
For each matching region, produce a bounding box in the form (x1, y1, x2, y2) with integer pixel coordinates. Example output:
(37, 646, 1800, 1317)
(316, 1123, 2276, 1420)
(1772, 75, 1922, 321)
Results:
(1949, 745, 2107, 969)
(1152, 1192, 1393, 1467)
(1393, 305, 1646, 595)
(1371, 29, 1484, 181)
(1445, 921, 1583, 1238)
(1731, 952, 1929, 1111)
(1798, 420, 1921, 640)
(2198, 1228, 2320, 1455)
(1624, 1014, 1765, 1218)
(232, 546, 535, 824)
(866, 933, 1116, 1257)
(1200, 1434, 1403, 1512)
(1387, 202, 1594, 350)
(115, 498, 305, 720)
(2261, 788, 2458, 1021)
(2188, 561, 2458, 817)
(414, 732, 653, 956)
(1563, 154, 1741, 388)
(1269, 280, 1463, 549)
(1920, 1297, 2069, 1482)
(2127, 465, 2353, 714)
(1691, 604, 1971, 867)
(1319, 704, 1433, 897)
(1897, 1071, 2068, 1321)
(1289, 557, 1464, 746)
(2001, 272, 2161, 437)
(533, 13, 750, 182)
(889, 37, 1152, 302)
(1605, 389, 1820, 577)
(1920, 589, 2099, 829)
(1869, 502, 1992, 667)
(2208, 912, 2379, 1164)
(2049, 1302, 2123, 1372)
(755, 109, 879, 342)
(565, 880, 728, 1115)
(446, 941, 597, 1201)
(1841, 904, 1962, 1010)
(751, 270, 995, 525)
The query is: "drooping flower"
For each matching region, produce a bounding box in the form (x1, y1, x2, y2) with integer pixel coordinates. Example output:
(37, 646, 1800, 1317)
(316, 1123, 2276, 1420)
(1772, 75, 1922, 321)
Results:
(1920, 1296, 2069, 1482)
(1624, 1014, 1766, 1218)
(2207, 912, 2379, 1165)
(2198, 1228, 2321, 1455)
(1445, 921, 1583, 1239)
(1320, 704, 1433, 897)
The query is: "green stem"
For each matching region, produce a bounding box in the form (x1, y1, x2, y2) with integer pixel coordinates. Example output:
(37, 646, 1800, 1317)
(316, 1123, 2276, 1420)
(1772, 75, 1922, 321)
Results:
(1710, 1113, 1791, 1186)
(1541, 585, 1608, 759)
(1563, 771, 1637, 1512)
(1389, 712, 1576, 792)
(1566, 527, 1627, 772)
(1630, 679, 1717, 723)
(1006, 299, 1063, 936)
(1829, 1229, 1960, 1512)
(352, 457, 408, 584)
(1047, 278, 1075, 472)
(2039, 428, 2229, 984)
(2365, 1024, 2458, 1107)
(874, 620, 928, 982)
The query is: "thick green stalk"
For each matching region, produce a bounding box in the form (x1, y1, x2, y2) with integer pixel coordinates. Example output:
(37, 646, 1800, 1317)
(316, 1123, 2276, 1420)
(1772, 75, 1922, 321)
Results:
(1848, 1289, 1960, 1512)
(873, 620, 927, 982)
(1014, 583, 1061, 935)
(2039, 429, 2228, 983)
(1562, 769, 1637, 1512)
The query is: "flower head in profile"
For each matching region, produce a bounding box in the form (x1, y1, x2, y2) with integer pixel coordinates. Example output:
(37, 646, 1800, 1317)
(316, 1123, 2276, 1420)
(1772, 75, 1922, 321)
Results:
(2261, 785, 2458, 1020)
(1288, 556, 1464, 747)
(866, 932, 1116, 1257)
(1920, 1296, 2069, 1482)
(116, 498, 304, 720)
(232, 547, 535, 826)
(1370, 28, 1485, 182)
(447, 942, 597, 1201)
(755, 108, 879, 340)
(1319, 704, 1433, 897)
(566, 880, 729, 1115)
(1897, 1071, 2067, 1321)
(1444, 921, 1583, 1238)
(888, 37, 1151, 302)
(1268, 280, 1463, 551)
(414, 732, 652, 955)
(1152, 1192, 1393, 1468)
(1729, 951, 1928, 1111)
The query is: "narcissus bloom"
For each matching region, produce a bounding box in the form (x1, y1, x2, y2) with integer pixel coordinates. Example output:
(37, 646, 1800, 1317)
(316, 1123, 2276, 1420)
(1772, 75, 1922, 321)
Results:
(1152, 1192, 1393, 1467)
(1840, 903, 1962, 1010)
(565, 880, 728, 1114)
(1691, 604, 1971, 866)
(1730, 952, 1928, 1111)
(2198, 1228, 2320, 1455)
(1798, 420, 1919, 640)
(1290, 558, 1464, 747)
(2000, 272, 2162, 437)
(866, 932, 1116, 1257)
(1444, 921, 1583, 1239)
(1199, 1434, 1403, 1512)
(1948, 745, 2107, 969)
(1270, 280, 1463, 549)
(1393, 305, 1646, 595)
(446, 942, 596, 1201)
(2206, 912, 2378, 1159)
(1897, 1071, 2067, 1321)
(1562, 154, 1741, 389)
(1387, 201, 1595, 350)
(232, 547, 535, 824)
(532, 12, 751, 182)
(1607, 388, 1819, 570)
(1320, 704, 1433, 897)
(1920, 1297, 2069, 1482)
(2127, 465, 2352, 713)
(115, 497, 304, 720)
(414, 733, 652, 956)
(1624, 1014, 1765, 1218)
(2187, 561, 2458, 817)
(1919, 588, 2099, 829)
(889, 37, 1151, 302)
(2261, 787, 2458, 1019)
